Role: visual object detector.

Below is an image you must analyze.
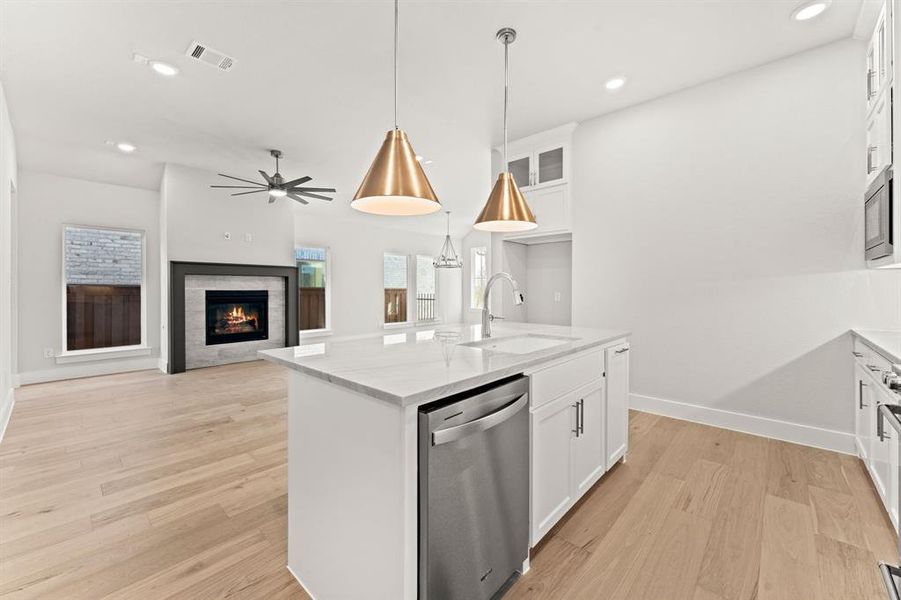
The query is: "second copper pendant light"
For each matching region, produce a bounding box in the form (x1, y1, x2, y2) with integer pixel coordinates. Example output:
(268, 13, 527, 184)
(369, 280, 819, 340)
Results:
(474, 28, 537, 232)
(351, 0, 441, 216)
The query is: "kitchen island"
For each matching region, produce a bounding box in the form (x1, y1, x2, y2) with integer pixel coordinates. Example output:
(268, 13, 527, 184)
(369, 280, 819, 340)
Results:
(260, 321, 631, 600)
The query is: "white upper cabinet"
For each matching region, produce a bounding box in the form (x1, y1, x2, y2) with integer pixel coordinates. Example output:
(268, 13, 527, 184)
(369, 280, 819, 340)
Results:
(498, 122, 577, 240)
(868, 3, 892, 114)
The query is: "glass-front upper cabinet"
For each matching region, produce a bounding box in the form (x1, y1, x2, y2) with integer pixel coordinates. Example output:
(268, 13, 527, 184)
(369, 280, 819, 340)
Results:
(507, 154, 532, 189)
(506, 144, 566, 189)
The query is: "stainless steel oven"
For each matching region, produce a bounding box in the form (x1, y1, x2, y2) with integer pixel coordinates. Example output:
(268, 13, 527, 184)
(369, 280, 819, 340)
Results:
(867, 166, 894, 260)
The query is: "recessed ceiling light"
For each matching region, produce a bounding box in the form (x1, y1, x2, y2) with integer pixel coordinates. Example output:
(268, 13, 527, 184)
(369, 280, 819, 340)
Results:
(116, 142, 136, 153)
(149, 61, 179, 77)
(791, 0, 830, 21)
(605, 76, 626, 91)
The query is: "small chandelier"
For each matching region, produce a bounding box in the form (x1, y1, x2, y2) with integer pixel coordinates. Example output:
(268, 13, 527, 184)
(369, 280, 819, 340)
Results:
(434, 211, 463, 269)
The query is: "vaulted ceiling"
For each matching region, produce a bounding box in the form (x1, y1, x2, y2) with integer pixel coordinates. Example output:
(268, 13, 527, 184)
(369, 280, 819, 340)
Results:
(1, 0, 864, 235)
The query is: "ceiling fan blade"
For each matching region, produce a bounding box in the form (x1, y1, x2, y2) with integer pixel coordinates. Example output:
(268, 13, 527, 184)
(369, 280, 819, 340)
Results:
(287, 193, 309, 205)
(258, 170, 275, 185)
(281, 176, 312, 188)
(294, 191, 333, 202)
(231, 189, 268, 196)
(288, 187, 336, 193)
(218, 173, 265, 186)
(211, 185, 266, 189)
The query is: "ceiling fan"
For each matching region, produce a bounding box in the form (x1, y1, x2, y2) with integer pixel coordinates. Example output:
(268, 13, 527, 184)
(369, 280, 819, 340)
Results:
(211, 150, 336, 204)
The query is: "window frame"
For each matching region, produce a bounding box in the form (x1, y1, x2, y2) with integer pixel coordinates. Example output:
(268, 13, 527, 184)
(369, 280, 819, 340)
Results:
(58, 224, 149, 361)
(470, 246, 488, 310)
(296, 245, 332, 339)
(383, 252, 411, 328)
(414, 254, 440, 324)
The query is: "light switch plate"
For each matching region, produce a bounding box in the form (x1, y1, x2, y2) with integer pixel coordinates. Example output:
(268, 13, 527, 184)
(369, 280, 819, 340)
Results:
(554, 292, 561, 302)
(224, 231, 231, 240)
(43, 347, 54, 358)
(244, 233, 252, 243)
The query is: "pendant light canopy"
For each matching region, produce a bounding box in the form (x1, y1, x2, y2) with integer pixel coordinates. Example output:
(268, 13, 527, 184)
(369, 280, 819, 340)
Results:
(351, 0, 440, 216)
(474, 28, 537, 233)
(434, 211, 463, 269)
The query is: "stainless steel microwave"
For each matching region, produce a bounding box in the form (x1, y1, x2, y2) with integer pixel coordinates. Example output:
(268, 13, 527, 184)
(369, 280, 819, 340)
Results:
(867, 166, 894, 260)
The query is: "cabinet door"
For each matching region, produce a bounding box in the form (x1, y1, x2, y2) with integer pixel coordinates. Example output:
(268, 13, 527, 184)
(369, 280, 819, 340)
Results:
(535, 145, 565, 186)
(524, 184, 568, 233)
(530, 394, 576, 545)
(871, 387, 893, 509)
(855, 364, 870, 460)
(605, 343, 630, 469)
(507, 153, 532, 189)
(572, 384, 606, 496)
(866, 95, 890, 183)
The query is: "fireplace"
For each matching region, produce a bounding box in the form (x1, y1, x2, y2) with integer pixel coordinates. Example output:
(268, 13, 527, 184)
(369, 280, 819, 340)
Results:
(205, 290, 269, 346)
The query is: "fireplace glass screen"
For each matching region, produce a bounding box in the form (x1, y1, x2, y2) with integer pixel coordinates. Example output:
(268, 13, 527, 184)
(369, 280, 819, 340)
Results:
(205, 290, 269, 345)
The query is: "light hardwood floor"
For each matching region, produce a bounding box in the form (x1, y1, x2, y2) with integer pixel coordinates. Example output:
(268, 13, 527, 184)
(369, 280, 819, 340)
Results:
(0, 361, 895, 599)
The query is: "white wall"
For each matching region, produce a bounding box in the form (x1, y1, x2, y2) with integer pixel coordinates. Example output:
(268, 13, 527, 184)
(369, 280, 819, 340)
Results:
(0, 81, 18, 438)
(16, 171, 161, 383)
(464, 38, 900, 450)
(571, 39, 901, 449)
(295, 213, 462, 337)
(161, 163, 295, 266)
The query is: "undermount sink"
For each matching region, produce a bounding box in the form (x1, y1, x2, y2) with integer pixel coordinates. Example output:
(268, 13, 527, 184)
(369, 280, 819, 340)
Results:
(461, 334, 577, 355)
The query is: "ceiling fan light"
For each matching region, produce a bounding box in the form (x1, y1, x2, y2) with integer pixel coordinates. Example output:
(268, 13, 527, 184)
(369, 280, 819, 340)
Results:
(269, 188, 287, 198)
(351, 129, 441, 216)
(474, 173, 537, 232)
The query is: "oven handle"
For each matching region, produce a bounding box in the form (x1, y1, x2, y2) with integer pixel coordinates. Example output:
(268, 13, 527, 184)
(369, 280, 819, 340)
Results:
(880, 563, 901, 600)
(878, 404, 901, 441)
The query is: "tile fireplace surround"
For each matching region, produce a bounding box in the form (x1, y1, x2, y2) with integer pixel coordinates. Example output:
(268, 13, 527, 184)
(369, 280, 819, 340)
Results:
(185, 275, 284, 369)
(168, 262, 298, 374)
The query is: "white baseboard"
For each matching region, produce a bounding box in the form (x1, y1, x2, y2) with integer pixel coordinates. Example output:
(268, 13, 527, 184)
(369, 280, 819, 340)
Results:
(16, 357, 160, 386)
(286, 565, 317, 600)
(0, 387, 14, 443)
(631, 393, 856, 455)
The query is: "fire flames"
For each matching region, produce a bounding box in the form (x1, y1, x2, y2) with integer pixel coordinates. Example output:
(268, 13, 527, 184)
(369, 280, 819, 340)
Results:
(216, 304, 259, 334)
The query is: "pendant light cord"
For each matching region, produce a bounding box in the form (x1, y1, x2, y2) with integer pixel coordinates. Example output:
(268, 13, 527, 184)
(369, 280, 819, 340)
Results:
(503, 35, 509, 166)
(394, 0, 399, 130)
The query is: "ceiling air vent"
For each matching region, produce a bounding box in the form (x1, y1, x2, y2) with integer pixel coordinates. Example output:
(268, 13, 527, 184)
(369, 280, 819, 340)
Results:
(185, 41, 235, 71)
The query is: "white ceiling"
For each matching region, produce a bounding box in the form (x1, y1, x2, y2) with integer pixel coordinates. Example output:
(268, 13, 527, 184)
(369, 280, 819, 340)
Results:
(0, 0, 864, 236)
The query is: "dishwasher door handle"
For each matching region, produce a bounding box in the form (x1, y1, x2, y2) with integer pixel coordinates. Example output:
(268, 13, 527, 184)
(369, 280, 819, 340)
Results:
(432, 394, 528, 446)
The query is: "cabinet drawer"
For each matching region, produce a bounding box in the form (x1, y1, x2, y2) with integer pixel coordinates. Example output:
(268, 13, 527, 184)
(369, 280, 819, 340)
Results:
(530, 349, 604, 408)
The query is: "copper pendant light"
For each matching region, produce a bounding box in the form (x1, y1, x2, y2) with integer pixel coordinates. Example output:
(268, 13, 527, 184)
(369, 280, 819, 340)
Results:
(351, 0, 440, 216)
(474, 28, 537, 232)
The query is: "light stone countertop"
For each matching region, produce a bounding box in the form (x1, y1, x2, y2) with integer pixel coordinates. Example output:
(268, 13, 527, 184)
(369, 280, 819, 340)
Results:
(259, 321, 630, 406)
(852, 329, 901, 364)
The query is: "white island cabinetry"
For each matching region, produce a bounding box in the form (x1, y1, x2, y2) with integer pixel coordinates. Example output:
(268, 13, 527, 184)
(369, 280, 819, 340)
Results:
(260, 322, 630, 600)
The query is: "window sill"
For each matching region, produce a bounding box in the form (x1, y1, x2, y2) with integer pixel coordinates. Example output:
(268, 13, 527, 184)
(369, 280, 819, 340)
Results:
(383, 322, 411, 330)
(299, 328, 333, 340)
(55, 345, 151, 364)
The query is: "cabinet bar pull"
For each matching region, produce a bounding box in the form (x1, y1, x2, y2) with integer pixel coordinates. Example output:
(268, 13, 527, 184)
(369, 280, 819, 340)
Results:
(868, 364, 883, 372)
(860, 380, 868, 409)
(578, 399, 585, 435)
(615, 347, 630, 354)
(572, 403, 580, 438)
(852, 351, 864, 358)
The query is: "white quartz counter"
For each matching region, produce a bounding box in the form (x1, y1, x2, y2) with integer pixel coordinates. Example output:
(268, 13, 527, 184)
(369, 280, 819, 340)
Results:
(852, 329, 901, 364)
(259, 322, 630, 406)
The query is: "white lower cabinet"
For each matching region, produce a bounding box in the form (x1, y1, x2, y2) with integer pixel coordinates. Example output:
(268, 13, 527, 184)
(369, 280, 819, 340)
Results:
(531, 391, 577, 544)
(530, 380, 604, 546)
(529, 339, 630, 547)
(855, 363, 871, 460)
(605, 343, 630, 469)
(572, 385, 607, 496)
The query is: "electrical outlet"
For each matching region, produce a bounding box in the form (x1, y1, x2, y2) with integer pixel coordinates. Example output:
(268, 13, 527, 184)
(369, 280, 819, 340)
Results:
(224, 231, 231, 240)
(244, 233, 252, 243)
(554, 291, 562, 302)
(43, 347, 54, 359)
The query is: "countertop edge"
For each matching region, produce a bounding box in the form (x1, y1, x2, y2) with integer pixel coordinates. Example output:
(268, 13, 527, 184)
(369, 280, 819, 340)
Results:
(259, 330, 630, 406)
(851, 329, 901, 364)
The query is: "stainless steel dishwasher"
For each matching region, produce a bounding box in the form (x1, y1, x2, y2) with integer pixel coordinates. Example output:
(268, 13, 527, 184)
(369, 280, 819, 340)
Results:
(418, 376, 529, 600)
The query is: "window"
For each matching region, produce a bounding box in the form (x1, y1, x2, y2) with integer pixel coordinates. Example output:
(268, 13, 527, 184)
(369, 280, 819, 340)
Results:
(383, 253, 409, 324)
(415, 255, 437, 321)
(63, 225, 144, 352)
(296, 246, 329, 332)
(470, 246, 488, 309)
